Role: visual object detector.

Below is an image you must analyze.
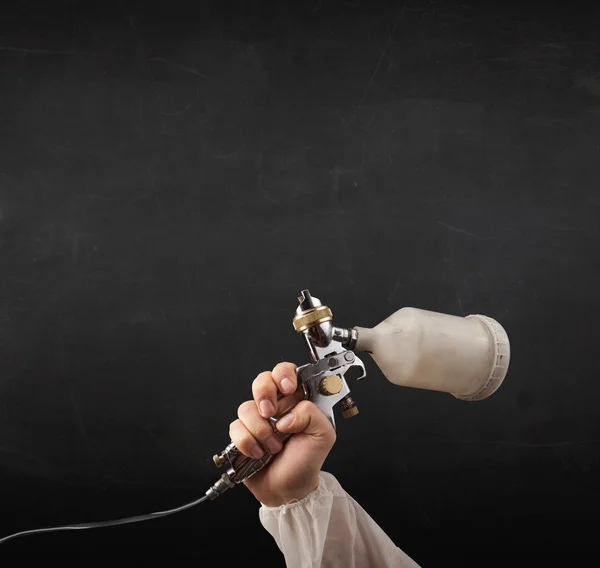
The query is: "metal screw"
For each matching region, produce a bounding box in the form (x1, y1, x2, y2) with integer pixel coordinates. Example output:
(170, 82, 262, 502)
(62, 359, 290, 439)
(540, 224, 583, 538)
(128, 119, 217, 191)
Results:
(344, 352, 354, 362)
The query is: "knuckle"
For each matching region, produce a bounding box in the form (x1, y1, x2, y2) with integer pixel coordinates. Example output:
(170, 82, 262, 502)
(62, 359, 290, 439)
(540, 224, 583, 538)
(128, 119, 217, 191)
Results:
(228, 420, 241, 439)
(324, 425, 337, 444)
(237, 437, 255, 455)
(252, 371, 273, 391)
(323, 417, 337, 444)
(255, 371, 272, 384)
(295, 400, 315, 415)
(273, 361, 297, 377)
(238, 440, 256, 456)
(244, 419, 272, 441)
(237, 400, 254, 418)
(228, 422, 253, 453)
(254, 430, 273, 445)
(252, 372, 273, 393)
(240, 417, 271, 439)
(256, 424, 275, 441)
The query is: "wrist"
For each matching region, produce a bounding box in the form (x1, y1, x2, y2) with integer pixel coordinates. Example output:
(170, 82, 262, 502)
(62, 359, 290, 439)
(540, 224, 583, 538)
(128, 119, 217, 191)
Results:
(259, 476, 320, 508)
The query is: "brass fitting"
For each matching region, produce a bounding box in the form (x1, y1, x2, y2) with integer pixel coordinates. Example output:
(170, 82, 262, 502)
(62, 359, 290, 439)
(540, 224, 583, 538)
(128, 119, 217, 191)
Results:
(292, 305, 333, 333)
(340, 394, 359, 418)
(342, 406, 359, 418)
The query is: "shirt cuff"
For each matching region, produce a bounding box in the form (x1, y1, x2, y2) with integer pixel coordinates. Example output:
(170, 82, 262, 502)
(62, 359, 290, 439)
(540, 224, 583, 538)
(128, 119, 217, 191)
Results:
(259, 472, 331, 516)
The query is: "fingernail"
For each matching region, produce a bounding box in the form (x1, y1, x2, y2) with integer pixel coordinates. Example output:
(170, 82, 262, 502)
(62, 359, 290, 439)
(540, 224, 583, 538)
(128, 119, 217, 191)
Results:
(251, 444, 265, 459)
(276, 412, 295, 430)
(260, 399, 275, 418)
(266, 436, 282, 454)
(281, 377, 294, 394)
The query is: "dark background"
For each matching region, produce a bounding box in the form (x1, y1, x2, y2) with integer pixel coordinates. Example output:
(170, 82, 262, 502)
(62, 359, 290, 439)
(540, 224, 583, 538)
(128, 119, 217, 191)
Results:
(1, 0, 599, 565)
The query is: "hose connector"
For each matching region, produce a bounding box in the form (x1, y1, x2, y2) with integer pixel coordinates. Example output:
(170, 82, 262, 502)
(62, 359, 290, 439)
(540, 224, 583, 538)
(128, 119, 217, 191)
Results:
(205, 473, 235, 500)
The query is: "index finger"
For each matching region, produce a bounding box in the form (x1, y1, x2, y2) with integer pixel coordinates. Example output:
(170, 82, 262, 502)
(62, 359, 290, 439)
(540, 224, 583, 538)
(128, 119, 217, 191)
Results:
(272, 362, 298, 396)
(252, 371, 278, 419)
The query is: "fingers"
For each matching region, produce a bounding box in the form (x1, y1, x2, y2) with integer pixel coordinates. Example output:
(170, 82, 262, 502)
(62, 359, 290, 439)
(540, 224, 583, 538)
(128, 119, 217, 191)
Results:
(229, 419, 265, 459)
(232, 362, 301, 459)
(231, 400, 283, 458)
(252, 363, 298, 419)
(275, 400, 336, 447)
(271, 362, 298, 396)
(252, 372, 278, 419)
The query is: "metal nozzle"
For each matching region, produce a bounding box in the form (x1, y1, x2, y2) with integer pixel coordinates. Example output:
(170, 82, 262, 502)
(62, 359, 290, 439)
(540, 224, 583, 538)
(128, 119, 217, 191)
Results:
(297, 289, 321, 313)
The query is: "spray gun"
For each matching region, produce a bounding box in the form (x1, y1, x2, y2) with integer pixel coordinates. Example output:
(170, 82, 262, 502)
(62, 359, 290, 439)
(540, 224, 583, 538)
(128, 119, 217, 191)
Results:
(205, 289, 510, 500)
(0, 289, 510, 545)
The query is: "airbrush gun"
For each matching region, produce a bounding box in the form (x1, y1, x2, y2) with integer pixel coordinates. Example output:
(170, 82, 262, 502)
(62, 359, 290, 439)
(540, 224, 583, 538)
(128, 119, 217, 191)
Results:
(0, 288, 511, 545)
(205, 289, 510, 500)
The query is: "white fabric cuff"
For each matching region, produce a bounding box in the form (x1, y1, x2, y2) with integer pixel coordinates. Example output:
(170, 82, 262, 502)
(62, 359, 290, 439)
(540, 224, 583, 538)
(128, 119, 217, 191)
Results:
(259, 472, 331, 516)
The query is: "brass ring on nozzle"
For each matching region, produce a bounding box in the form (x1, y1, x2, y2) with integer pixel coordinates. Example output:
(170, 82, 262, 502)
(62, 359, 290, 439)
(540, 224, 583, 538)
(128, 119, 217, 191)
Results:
(292, 306, 333, 333)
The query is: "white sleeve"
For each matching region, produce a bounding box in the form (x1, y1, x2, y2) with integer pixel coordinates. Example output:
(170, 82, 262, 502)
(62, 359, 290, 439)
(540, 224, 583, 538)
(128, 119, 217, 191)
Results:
(258, 471, 421, 568)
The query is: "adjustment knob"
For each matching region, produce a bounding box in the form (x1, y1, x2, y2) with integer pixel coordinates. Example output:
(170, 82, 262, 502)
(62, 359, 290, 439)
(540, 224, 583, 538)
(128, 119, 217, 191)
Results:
(319, 375, 343, 396)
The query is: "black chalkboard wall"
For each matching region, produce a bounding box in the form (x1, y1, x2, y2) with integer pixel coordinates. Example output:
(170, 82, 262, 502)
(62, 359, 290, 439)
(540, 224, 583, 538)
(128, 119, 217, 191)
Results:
(1, 0, 599, 565)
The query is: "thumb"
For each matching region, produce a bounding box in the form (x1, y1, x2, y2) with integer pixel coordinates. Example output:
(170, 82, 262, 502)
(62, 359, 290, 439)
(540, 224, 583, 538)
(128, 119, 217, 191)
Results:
(275, 400, 336, 444)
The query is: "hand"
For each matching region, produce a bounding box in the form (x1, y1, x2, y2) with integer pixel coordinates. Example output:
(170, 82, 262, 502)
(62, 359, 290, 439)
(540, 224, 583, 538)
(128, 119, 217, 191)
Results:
(229, 362, 336, 507)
